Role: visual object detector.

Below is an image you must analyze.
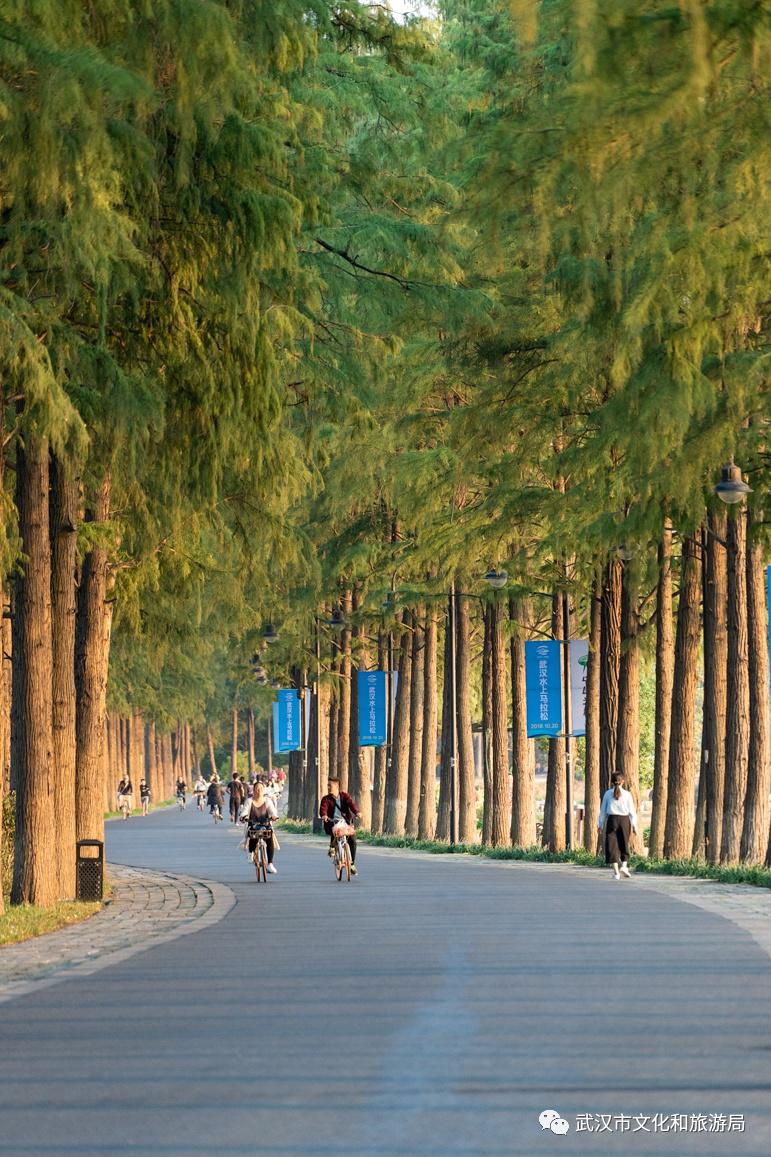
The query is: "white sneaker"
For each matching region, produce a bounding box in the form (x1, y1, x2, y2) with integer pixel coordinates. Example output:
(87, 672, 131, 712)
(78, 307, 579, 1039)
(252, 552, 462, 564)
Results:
(613, 869, 621, 880)
(267, 864, 277, 874)
(620, 865, 631, 878)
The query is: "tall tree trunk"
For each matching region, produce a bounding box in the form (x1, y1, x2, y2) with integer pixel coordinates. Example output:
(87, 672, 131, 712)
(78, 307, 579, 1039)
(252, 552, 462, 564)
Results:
(404, 608, 425, 836)
(481, 604, 494, 845)
(384, 612, 412, 835)
(701, 509, 728, 863)
(693, 714, 708, 859)
(721, 508, 750, 864)
(49, 454, 78, 900)
(74, 472, 113, 849)
(133, 712, 145, 786)
(336, 589, 352, 788)
(11, 433, 57, 906)
(247, 708, 256, 775)
(327, 643, 339, 787)
(456, 594, 477, 844)
(490, 598, 510, 848)
(663, 535, 702, 859)
(616, 563, 641, 853)
(418, 605, 438, 841)
(371, 631, 388, 834)
(650, 523, 675, 859)
(510, 598, 535, 848)
(741, 512, 770, 863)
(600, 557, 622, 795)
(435, 606, 453, 842)
(206, 726, 217, 778)
(2, 606, 11, 797)
(146, 720, 157, 802)
(543, 592, 567, 853)
(583, 582, 602, 851)
(348, 603, 372, 830)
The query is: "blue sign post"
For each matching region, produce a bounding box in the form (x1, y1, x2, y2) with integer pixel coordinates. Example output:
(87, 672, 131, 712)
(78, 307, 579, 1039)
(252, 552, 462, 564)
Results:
(274, 688, 302, 753)
(358, 671, 387, 746)
(525, 640, 563, 737)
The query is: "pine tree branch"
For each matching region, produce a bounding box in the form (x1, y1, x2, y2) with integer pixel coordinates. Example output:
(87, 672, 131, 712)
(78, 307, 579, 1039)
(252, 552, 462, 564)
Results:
(313, 237, 412, 290)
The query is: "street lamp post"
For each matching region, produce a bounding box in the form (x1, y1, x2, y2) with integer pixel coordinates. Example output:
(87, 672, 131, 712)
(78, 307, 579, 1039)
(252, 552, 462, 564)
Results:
(562, 589, 573, 851)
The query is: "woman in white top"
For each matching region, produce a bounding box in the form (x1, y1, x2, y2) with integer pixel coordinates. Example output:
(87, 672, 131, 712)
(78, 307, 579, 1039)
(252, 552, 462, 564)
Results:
(598, 772, 638, 880)
(240, 782, 279, 874)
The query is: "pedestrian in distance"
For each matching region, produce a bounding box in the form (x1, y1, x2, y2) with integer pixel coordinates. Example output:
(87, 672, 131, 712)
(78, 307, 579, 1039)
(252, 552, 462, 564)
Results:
(598, 771, 638, 880)
(139, 779, 151, 816)
(228, 771, 245, 823)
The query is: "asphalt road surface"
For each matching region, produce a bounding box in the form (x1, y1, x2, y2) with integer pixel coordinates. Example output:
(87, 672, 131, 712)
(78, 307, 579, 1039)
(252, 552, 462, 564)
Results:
(1, 805, 770, 1156)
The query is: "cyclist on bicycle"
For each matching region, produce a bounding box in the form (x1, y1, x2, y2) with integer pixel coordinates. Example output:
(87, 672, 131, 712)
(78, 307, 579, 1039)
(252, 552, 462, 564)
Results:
(319, 777, 360, 875)
(241, 782, 278, 873)
(116, 775, 133, 818)
(206, 774, 224, 821)
(193, 774, 207, 810)
(175, 777, 187, 808)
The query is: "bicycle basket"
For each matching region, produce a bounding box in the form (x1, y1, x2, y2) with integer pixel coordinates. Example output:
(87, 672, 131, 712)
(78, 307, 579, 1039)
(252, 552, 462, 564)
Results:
(332, 820, 354, 837)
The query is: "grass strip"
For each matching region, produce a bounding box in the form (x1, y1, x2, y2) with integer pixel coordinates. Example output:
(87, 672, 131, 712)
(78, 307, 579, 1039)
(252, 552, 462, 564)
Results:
(278, 820, 771, 888)
(0, 900, 102, 947)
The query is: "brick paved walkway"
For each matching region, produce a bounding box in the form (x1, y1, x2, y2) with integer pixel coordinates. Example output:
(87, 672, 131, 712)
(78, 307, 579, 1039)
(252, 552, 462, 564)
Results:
(0, 864, 235, 1004)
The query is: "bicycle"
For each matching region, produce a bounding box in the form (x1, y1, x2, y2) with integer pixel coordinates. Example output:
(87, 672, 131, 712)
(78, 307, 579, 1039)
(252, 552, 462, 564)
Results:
(177, 792, 186, 810)
(330, 820, 355, 883)
(118, 794, 131, 820)
(210, 803, 222, 824)
(195, 793, 205, 812)
(249, 825, 272, 883)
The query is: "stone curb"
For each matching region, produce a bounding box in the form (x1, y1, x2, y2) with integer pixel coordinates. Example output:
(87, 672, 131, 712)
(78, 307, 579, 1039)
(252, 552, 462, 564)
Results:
(0, 864, 236, 1005)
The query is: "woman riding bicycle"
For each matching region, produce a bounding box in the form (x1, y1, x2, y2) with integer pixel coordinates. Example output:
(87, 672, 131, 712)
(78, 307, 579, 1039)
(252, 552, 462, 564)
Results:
(241, 782, 278, 874)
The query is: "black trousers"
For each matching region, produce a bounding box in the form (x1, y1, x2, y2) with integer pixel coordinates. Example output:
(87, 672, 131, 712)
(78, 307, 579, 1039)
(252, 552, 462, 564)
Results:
(248, 830, 275, 864)
(324, 821, 357, 864)
(605, 815, 631, 864)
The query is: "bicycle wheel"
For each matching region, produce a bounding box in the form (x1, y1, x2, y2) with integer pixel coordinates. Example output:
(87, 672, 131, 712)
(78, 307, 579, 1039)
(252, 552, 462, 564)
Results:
(341, 839, 352, 882)
(334, 839, 343, 881)
(255, 842, 267, 883)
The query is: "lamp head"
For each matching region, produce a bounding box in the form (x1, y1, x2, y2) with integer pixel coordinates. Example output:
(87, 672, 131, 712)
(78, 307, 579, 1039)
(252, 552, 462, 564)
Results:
(715, 462, 751, 505)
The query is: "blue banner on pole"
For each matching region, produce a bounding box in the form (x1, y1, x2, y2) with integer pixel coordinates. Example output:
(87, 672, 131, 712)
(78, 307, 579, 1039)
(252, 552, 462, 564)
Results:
(358, 670, 387, 746)
(275, 688, 302, 752)
(525, 640, 563, 737)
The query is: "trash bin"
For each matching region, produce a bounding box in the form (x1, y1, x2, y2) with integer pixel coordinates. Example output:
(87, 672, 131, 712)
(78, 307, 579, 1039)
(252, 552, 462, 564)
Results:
(76, 839, 104, 901)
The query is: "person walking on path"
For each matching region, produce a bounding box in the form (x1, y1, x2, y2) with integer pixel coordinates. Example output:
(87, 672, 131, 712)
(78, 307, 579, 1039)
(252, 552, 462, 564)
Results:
(598, 771, 638, 880)
(139, 779, 151, 816)
(241, 781, 279, 873)
(227, 772, 245, 824)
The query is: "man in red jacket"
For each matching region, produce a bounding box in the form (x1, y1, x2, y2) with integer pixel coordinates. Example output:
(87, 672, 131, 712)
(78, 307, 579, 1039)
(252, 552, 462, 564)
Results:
(319, 777, 360, 875)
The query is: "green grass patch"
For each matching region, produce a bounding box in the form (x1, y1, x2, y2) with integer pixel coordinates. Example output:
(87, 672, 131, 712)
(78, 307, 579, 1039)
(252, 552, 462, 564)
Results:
(279, 820, 771, 887)
(0, 899, 102, 946)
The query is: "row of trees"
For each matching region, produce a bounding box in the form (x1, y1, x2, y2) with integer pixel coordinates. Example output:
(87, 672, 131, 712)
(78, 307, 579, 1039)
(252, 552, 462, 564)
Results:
(2, 1, 768, 910)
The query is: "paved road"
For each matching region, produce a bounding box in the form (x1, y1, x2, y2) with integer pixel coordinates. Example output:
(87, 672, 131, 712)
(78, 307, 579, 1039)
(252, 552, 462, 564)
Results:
(1, 806, 770, 1156)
